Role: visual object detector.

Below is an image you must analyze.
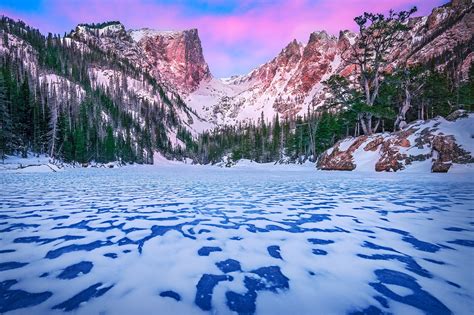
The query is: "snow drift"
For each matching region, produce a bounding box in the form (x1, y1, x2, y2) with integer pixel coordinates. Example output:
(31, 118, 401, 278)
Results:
(317, 111, 474, 173)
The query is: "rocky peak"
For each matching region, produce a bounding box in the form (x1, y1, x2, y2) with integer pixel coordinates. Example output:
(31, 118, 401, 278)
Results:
(130, 28, 211, 93)
(405, 0, 473, 67)
(72, 22, 128, 40)
(308, 30, 333, 44)
(451, 0, 472, 9)
(273, 39, 304, 71)
(281, 39, 304, 59)
(337, 30, 357, 51)
(303, 31, 337, 60)
(69, 21, 151, 72)
(294, 31, 338, 92)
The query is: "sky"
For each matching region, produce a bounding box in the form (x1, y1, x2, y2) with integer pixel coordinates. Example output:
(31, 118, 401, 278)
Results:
(0, 0, 447, 78)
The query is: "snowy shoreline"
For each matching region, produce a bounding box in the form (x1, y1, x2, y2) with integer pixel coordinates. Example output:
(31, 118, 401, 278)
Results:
(2, 154, 474, 174)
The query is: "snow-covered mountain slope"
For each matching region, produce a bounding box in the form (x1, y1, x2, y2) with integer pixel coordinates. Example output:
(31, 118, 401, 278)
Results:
(68, 22, 211, 135)
(184, 0, 473, 126)
(53, 0, 473, 130)
(185, 31, 351, 125)
(317, 111, 474, 172)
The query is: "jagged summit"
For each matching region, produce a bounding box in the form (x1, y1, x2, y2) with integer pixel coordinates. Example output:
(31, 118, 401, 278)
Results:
(73, 21, 127, 38)
(184, 1, 473, 125)
(129, 28, 197, 42)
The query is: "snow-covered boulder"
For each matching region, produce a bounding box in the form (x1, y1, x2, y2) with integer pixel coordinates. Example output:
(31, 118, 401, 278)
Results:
(317, 113, 474, 172)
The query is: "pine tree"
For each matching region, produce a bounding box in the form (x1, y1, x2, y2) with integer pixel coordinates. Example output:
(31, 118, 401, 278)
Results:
(74, 126, 86, 163)
(104, 125, 115, 162)
(17, 76, 33, 157)
(331, 7, 417, 135)
(0, 71, 12, 161)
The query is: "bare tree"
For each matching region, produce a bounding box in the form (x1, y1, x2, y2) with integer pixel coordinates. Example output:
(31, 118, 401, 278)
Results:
(343, 7, 417, 134)
(393, 68, 426, 130)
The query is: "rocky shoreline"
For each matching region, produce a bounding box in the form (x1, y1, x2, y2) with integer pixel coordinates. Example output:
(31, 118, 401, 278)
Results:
(317, 111, 474, 172)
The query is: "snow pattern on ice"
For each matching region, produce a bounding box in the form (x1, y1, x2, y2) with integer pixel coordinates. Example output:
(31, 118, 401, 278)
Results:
(0, 167, 473, 314)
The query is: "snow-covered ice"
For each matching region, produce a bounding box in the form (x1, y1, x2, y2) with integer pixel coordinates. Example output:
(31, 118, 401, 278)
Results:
(0, 166, 473, 314)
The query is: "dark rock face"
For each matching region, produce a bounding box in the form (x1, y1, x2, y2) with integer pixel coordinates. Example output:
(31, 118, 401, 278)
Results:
(374, 130, 415, 172)
(431, 162, 452, 173)
(431, 134, 473, 172)
(446, 109, 469, 121)
(364, 137, 384, 152)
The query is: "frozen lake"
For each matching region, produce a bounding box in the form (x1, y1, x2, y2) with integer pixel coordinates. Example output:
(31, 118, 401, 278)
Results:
(0, 165, 473, 314)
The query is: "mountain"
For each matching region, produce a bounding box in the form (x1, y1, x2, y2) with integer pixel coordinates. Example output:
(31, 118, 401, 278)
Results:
(0, 19, 209, 164)
(185, 0, 473, 125)
(130, 28, 211, 93)
(185, 30, 354, 125)
(68, 22, 213, 132)
(0, 0, 472, 166)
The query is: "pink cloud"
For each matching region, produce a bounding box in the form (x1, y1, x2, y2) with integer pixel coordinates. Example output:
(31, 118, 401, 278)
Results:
(2, 0, 447, 77)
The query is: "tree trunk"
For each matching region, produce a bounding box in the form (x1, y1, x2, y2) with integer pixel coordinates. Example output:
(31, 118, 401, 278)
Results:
(49, 107, 57, 158)
(373, 118, 381, 133)
(366, 114, 373, 135)
(396, 84, 412, 130)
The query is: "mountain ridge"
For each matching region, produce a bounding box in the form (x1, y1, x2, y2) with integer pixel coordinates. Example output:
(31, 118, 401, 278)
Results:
(57, 0, 472, 128)
(0, 0, 472, 167)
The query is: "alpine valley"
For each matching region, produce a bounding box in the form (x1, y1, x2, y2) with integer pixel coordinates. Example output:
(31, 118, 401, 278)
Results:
(0, 0, 473, 171)
(1, 2, 474, 315)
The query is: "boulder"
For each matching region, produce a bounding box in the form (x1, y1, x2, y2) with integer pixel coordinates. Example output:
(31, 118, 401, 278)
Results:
(445, 109, 468, 121)
(317, 136, 367, 171)
(364, 136, 384, 151)
(375, 140, 405, 172)
(431, 162, 452, 173)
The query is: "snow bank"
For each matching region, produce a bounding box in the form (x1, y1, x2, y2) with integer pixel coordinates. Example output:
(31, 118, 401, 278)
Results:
(318, 113, 474, 173)
(0, 154, 61, 173)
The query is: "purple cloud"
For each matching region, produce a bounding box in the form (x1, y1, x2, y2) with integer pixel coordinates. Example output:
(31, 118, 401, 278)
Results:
(1, 0, 447, 77)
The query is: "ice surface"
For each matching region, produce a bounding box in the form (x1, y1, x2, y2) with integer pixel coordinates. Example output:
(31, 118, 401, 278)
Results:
(0, 166, 473, 314)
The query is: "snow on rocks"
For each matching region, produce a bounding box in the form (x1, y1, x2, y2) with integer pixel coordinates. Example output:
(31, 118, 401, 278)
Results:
(317, 113, 474, 172)
(0, 154, 132, 172)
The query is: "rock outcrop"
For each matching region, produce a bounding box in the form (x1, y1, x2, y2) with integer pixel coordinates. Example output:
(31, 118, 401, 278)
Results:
(317, 136, 367, 171)
(317, 113, 474, 172)
(130, 28, 211, 93)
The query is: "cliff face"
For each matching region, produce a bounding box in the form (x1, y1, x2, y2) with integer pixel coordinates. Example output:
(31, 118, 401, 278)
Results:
(317, 111, 474, 172)
(130, 28, 211, 93)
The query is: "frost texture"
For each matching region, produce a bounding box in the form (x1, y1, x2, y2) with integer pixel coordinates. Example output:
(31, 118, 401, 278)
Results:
(0, 166, 473, 314)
